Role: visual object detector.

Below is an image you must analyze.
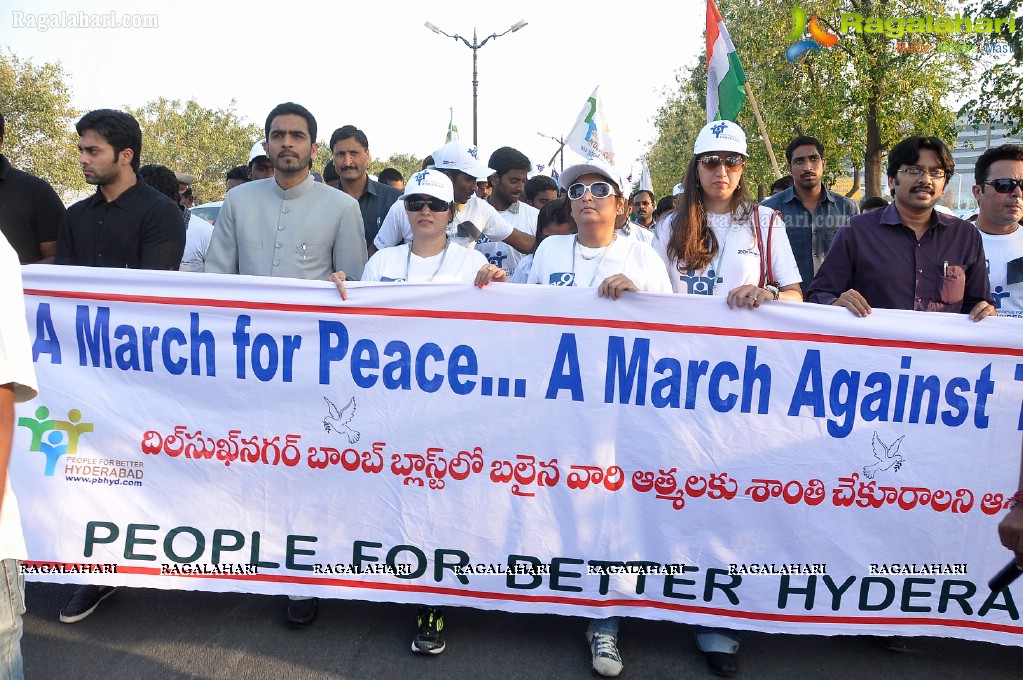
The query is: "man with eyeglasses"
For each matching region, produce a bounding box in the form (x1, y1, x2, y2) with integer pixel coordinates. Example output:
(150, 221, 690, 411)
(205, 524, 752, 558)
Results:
(807, 136, 994, 320)
(972, 144, 1023, 318)
(762, 136, 858, 296)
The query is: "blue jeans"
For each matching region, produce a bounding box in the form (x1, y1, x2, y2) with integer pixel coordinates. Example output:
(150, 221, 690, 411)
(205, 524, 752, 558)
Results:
(588, 618, 741, 655)
(0, 560, 24, 680)
(693, 625, 741, 654)
(587, 616, 619, 637)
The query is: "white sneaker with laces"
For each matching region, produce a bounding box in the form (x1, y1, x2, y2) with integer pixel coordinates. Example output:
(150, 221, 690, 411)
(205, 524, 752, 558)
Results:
(586, 630, 623, 677)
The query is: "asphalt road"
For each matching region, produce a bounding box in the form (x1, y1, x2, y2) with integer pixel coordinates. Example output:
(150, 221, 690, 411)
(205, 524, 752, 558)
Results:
(21, 583, 1023, 679)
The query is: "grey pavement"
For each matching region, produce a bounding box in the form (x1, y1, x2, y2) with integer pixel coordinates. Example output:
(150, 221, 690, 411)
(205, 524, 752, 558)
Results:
(23, 582, 1022, 679)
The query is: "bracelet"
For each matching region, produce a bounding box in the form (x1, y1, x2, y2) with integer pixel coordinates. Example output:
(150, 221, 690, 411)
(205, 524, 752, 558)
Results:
(1009, 490, 1023, 509)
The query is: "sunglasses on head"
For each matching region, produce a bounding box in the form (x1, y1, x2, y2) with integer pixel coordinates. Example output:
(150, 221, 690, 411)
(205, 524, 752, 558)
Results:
(982, 178, 1023, 194)
(567, 181, 615, 200)
(405, 197, 450, 212)
(699, 155, 746, 170)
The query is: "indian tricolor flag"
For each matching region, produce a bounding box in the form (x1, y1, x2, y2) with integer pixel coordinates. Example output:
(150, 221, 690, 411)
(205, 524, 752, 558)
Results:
(706, 0, 748, 123)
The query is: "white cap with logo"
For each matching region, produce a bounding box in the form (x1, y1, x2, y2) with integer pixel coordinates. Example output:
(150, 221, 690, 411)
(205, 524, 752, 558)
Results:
(248, 140, 269, 164)
(558, 157, 623, 193)
(399, 168, 454, 204)
(430, 141, 495, 179)
(693, 120, 748, 157)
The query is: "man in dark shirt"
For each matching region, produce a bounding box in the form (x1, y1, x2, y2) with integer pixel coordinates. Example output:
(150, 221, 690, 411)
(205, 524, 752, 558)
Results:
(762, 136, 858, 295)
(56, 109, 184, 269)
(807, 136, 994, 321)
(329, 125, 400, 249)
(0, 112, 65, 263)
(55, 109, 184, 627)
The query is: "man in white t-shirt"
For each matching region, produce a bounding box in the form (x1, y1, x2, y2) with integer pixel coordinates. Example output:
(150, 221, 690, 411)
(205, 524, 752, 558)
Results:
(973, 144, 1023, 318)
(478, 146, 539, 277)
(372, 141, 534, 256)
(0, 233, 39, 680)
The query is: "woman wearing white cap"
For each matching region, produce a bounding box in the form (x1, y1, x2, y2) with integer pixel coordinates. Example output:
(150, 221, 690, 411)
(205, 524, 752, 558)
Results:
(482, 158, 670, 679)
(650, 120, 802, 678)
(653, 120, 802, 310)
(331, 168, 491, 299)
(482, 158, 669, 297)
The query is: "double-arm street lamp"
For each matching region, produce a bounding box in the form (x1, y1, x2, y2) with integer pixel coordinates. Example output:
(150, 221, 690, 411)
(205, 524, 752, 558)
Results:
(424, 19, 528, 147)
(537, 132, 566, 173)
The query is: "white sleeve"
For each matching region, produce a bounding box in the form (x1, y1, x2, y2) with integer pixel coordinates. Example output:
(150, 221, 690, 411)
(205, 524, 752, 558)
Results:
(479, 201, 514, 242)
(361, 250, 385, 282)
(640, 246, 673, 293)
(761, 209, 801, 286)
(373, 201, 411, 250)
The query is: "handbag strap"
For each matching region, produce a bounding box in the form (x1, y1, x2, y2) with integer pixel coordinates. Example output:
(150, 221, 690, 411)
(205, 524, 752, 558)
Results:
(753, 204, 779, 287)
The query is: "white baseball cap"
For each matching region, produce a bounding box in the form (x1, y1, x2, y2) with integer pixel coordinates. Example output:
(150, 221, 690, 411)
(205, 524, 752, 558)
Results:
(399, 168, 454, 204)
(248, 140, 268, 164)
(672, 182, 684, 196)
(558, 158, 623, 193)
(430, 141, 494, 179)
(693, 120, 748, 157)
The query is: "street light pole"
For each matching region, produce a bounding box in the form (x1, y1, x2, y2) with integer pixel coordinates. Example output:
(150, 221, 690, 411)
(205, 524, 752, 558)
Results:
(537, 132, 565, 173)
(425, 19, 528, 148)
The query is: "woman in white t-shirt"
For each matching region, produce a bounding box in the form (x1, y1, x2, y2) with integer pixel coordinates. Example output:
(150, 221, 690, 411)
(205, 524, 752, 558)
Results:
(477, 159, 670, 295)
(650, 120, 801, 679)
(331, 168, 490, 297)
(480, 159, 670, 679)
(653, 120, 802, 310)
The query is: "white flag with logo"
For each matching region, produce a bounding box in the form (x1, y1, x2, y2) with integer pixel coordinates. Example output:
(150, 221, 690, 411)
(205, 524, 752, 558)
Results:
(639, 161, 653, 192)
(565, 86, 615, 165)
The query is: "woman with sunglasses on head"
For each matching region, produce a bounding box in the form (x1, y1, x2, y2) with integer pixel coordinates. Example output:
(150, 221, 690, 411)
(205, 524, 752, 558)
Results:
(331, 168, 492, 299)
(487, 159, 669, 297)
(653, 120, 802, 312)
(650, 121, 800, 679)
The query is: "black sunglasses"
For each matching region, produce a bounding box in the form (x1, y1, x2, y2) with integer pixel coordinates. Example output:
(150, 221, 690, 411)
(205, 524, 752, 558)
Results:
(405, 197, 450, 212)
(982, 178, 1023, 194)
(699, 155, 745, 170)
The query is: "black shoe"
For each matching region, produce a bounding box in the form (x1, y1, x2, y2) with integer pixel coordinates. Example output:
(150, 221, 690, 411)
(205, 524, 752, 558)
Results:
(704, 651, 739, 677)
(875, 635, 916, 653)
(59, 585, 116, 623)
(285, 597, 318, 627)
(411, 606, 446, 655)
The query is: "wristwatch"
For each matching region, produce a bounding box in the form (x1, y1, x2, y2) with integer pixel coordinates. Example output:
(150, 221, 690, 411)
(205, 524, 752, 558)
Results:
(764, 284, 780, 300)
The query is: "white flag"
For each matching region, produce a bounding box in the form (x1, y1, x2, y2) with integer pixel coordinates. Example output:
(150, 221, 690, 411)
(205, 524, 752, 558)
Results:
(565, 86, 615, 165)
(639, 161, 653, 192)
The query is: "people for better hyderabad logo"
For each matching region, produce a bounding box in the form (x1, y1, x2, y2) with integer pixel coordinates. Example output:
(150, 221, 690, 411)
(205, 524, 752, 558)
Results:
(17, 406, 93, 476)
(786, 7, 840, 62)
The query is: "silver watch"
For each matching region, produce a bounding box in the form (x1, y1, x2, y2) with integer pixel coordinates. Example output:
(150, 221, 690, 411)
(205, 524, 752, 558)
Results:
(764, 284, 780, 300)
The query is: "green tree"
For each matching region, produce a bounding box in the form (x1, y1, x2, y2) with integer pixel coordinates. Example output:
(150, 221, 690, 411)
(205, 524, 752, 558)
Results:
(0, 49, 83, 197)
(647, 65, 706, 200)
(126, 98, 262, 203)
(961, 0, 1023, 133)
(647, 1, 971, 199)
(369, 153, 426, 184)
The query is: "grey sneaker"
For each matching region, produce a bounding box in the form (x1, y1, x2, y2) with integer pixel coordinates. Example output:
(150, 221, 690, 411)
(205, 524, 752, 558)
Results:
(411, 606, 445, 655)
(586, 630, 623, 677)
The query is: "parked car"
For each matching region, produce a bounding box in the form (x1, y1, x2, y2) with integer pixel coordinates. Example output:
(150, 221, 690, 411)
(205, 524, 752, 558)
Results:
(191, 201, 223, 225)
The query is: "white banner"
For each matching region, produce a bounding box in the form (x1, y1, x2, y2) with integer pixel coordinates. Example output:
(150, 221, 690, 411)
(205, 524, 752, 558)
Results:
(13, 266, 1023, 645)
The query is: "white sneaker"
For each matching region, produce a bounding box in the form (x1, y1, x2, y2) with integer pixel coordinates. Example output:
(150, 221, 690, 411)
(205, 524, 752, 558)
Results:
(586, 630, 623, 677)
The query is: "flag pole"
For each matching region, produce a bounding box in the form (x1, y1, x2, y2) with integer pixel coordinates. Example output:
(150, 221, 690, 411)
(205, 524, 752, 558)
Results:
(742, 82, 781, 179)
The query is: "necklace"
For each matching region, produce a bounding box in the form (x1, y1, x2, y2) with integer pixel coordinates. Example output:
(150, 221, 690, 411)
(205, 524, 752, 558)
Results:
(405, 237, 450, 282)
(571, 234, 616, 287)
